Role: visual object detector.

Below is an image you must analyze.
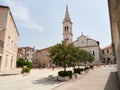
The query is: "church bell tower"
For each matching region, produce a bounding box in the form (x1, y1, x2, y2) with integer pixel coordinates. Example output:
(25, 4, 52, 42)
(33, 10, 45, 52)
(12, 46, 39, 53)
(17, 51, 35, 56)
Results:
(63, 5, 73, 45)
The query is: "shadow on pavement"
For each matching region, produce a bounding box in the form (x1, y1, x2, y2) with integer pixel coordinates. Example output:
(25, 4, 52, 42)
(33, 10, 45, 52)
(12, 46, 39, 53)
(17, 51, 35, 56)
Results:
(104, 72, 120, 90)
(32, 77, 61, 85)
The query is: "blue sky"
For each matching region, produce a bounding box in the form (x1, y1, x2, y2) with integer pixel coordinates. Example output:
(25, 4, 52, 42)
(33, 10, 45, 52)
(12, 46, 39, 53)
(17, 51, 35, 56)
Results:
(0, 0, 111, 49)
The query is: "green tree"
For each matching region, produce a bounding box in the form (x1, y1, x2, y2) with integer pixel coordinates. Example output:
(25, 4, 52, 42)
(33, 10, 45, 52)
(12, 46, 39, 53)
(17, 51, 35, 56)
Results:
(71, 47, 82, 68)
(17, 58, 33, 69)
(74, 49, 94, 67)
(88, 53, 94, 63)
(80, 50, 94, 66)
(49, 43, 76, 71)
(49, 42, 95, 71)
(17, 58, 26, 67)
(76, 49, 86, 68)
(82, 50, 90, 66)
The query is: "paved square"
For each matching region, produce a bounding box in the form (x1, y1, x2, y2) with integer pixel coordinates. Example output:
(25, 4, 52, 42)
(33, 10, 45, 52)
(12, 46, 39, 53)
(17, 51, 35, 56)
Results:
(0, 65, 119, 90)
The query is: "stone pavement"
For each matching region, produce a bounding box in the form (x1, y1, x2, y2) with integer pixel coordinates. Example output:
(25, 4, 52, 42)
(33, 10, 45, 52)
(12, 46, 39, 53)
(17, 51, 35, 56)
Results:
(0, 65, 119, 90)
(0, 67, 65, 90)
(0, 68, 22, 76)
(52, 65, 120, 90)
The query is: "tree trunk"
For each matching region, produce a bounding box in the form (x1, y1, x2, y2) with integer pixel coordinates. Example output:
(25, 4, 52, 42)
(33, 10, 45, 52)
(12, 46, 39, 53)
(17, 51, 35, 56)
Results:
(78, 61, 79, 68)
(64, 63, 66, 72)
(64, 66, 66, 72)
(85, 61, 87, 67)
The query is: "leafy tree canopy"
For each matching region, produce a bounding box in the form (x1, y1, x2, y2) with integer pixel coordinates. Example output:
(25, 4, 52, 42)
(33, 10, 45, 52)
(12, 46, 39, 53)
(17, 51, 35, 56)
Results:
(49, 42, 94, 71)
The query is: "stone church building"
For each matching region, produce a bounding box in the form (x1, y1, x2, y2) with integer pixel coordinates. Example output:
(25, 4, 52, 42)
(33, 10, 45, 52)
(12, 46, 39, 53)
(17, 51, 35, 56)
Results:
(63, 5, 101, 64)
(32, 5, 101, 68)
(73, 35, 101, 64)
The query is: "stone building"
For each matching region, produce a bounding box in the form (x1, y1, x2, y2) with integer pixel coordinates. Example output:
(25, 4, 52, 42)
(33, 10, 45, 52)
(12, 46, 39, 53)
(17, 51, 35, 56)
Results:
(0, 5, 19, 71)
(33, 47, 52, 68)
(32, 49, 41, 68)
(101, 45, 116, 64)
(32, 5, 101, 68)
(17, 47, 34, 62)
(108, 0, 120, 81)
(73, 35, 101, 64)
(63, 6, 101, 64)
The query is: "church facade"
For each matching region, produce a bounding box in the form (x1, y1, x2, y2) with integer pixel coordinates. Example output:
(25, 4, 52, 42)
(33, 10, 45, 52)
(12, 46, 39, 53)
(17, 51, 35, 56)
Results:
(73, 35, 101, 64)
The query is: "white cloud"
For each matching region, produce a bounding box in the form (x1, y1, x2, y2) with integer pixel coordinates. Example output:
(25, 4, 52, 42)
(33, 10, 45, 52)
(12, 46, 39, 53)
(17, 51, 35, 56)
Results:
(4, 0, 42, 31)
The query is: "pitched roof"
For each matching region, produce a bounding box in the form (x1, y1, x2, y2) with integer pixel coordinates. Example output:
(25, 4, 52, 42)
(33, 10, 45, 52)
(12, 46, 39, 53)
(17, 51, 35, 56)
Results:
(18, 46, 35, 50)
(101, 45, 112, 50)
(39, 46, 53, 52)
(0, 5, 9, 8)
(75, 35, 99, 43)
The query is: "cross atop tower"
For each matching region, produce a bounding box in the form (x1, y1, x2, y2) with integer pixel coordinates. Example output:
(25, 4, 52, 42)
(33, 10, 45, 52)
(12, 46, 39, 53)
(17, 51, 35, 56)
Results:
(81, 32, 83, 36)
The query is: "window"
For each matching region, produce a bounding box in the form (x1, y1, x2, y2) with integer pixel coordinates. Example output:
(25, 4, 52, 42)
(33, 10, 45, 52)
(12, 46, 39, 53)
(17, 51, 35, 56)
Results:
(107, 58, 110, 64)
(102, 58, 106, 63)
(67, 26, 68, 30)
(11, 41, 13, 50)
(67, 38, 69, 40)
(117, 20, 120, 40)
(8, 36, 10, 47)
(65, 26, 69, 32)
(11, 57, 13, 68)
(5, 55, 8, 67)
(0, 40, 3, 48)
(93, 51, 95, 56)
(64, 27, 66, 31)
(65, 39, 67, 42)
(107, 49, 109, 53)
(102, 50, 104, 54)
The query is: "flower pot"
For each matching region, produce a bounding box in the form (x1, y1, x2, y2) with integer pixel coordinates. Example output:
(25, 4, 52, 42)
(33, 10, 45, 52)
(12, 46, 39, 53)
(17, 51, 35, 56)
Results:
(23, 72, 30, 76)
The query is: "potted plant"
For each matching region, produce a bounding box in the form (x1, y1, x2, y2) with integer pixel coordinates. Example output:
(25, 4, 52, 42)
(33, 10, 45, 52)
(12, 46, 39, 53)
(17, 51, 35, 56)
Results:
(21, 66, 31, 76)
